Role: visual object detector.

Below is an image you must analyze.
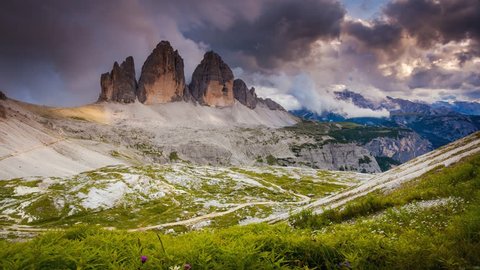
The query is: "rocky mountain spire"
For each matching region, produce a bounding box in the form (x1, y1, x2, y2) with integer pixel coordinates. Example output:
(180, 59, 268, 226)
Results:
(137, 41, 186, 104)
(233, 79, 257, 109)
(98, 56, 137, 103)
(189, 51, 234, 107)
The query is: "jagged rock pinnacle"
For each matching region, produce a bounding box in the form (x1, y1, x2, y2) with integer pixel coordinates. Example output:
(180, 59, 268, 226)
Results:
(98, 56, 137, 103)
(233, 79, 257, 109)
(189, 51, 234, 107)
(137, 41, 186, 104)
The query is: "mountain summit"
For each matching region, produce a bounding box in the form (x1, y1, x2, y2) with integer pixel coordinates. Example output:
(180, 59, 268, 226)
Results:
(189, 51, 235, 107)
(97, 41, 286, 111)
(137, 41, 186, 104)
(98, 56, 137, 103)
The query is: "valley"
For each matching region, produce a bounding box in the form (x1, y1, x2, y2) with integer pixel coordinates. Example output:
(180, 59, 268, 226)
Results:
(1, 35, 480, 269)
(0, 164, 366, 234)
(1, 132, 479, 269)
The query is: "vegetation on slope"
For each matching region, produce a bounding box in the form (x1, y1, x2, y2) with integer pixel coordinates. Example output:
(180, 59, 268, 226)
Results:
(1, 153, 479, 269)
(284, 120, 409, 145)
(0, 165, 354, 230)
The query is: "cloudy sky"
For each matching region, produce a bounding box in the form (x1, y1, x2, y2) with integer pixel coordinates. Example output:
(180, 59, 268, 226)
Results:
(1, 0, 479, 116)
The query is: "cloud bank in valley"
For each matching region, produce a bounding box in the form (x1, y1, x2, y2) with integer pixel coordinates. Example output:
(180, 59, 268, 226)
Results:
(0, 0, 478, 117)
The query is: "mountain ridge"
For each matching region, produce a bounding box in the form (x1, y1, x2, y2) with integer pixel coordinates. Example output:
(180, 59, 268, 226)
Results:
(97, 40, 286, 112)
(292, 89, 480, 148)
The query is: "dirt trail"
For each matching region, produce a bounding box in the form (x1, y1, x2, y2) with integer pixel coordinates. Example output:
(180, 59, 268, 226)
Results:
(0, 138, 66, 161)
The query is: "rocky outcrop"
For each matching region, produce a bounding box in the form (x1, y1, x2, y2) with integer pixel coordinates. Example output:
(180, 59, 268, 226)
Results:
(233, 79, 257, 109)
(98, 56, 137, 103)
(189, 51, 234, 107)
(259, 98, 286, 111)
(137, 41, 186, 104)
(95, 41, 291, 112)
(283, 143, 381, 173)
(0, 91, 7, 118)
(364, 131, 432, 163)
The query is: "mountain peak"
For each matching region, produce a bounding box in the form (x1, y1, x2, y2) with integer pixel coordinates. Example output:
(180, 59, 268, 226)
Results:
(137, 41, 186, 104)
(189, 50, 234, 107)
(233, 79, 257, 109)
(98, 56, 137, 103)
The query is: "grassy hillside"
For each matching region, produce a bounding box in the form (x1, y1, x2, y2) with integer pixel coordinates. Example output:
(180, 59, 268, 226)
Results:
(0, 165, 362, 231)
(1, 153, 479, 269)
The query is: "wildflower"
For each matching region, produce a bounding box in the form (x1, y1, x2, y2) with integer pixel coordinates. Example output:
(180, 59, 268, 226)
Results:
(338, 260, 352, 269)
(184, 263, 192, 270)
(169, 266, 181, 270)
(141, 255, 148, 264)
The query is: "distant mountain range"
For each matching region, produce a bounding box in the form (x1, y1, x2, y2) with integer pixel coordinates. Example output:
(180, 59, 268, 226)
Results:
(291, 90, 480, 148)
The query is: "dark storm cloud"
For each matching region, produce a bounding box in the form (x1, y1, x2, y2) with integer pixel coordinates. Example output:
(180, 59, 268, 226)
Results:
(0, 0, 345, 105)
(408, 69, 454, 89)
(409, 68, 480, 90)
(384, 0, 480, 47)
(466, 73, 480, 87)
(343, 20, 402, 49)
(342, 0, 480, 65)
(1, 0, 479, 107)
(183, 0, 346, 70)
(0, 0, 159, 106)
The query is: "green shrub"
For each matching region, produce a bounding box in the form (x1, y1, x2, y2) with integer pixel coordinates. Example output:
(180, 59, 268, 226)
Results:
(358, 155, 372, 164)
(266, 155, 277, 165)
(169, 152, 179, 162)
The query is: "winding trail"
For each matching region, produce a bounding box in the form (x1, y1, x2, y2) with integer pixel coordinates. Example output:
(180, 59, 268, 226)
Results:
(0, 138, 66, 161)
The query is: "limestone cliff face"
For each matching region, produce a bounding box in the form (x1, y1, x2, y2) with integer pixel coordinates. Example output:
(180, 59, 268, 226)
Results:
(258, 98, 286, 111)
(233, 79, 257, 109)
(189, 51, 234, 107)
(137, 41, 186, 104)
(288, 143, 381, 173)
(364, 131, 432, 163)
(98, 56, 137, 103)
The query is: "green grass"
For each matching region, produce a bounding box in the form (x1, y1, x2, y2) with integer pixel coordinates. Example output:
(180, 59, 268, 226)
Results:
(2, 154, 480, 269)
(232, 169, 346, 199)
(0, 224, 346, 270)
(4, 165, 352, 229)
